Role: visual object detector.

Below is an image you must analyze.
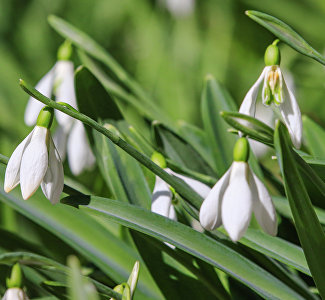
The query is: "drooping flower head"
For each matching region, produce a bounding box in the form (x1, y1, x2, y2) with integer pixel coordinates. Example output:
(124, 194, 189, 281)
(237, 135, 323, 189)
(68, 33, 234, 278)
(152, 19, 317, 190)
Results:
(151, 152, 210, 221)
(24, 41, 95, 176)
(239, 40, 302, 148)
(199, 138, 277, 242)
(5, 106, 64, 204)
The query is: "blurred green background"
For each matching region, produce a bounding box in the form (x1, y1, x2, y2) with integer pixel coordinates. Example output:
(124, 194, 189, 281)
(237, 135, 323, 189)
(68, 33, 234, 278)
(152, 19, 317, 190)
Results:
(0, 0, 325, 157)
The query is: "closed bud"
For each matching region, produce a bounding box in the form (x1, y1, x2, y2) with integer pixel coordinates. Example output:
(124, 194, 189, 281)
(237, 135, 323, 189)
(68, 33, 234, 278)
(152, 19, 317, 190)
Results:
(233, 137, 250, 162)
(264, 40, 281, 66)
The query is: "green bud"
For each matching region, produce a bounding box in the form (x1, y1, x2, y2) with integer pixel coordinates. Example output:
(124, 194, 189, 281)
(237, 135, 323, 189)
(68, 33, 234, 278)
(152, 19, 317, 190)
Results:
(57, 40, 73, 61)
(264, 40, 281, 66)
(6, 263, 22, 288)
(36, 106, 54, 129)
(233, 137, 250, 162)
(151, 151, 167, 169)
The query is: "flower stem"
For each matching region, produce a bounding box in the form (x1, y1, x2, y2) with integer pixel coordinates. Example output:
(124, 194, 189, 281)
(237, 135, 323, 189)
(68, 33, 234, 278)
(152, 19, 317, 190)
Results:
(19, 79, 203, 210)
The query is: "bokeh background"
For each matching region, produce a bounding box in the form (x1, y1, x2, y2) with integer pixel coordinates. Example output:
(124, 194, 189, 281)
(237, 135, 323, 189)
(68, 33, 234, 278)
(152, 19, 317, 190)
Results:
(0, 0, 324, 159)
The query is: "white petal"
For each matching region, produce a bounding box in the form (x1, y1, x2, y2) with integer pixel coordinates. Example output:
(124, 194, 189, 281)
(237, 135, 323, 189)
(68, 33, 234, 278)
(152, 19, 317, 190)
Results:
(239, 67, 268, 117)
(151, 176, 173, 218)
(2, 288, 29, 300)
(41, 135, 64, 204)
(221, 162, 253, 242)
(24, 65, 56, 126)
(20, 126, 49, 200)
(54, 61, 77, 132)
(4, 129, 34, 193)
(168, 204, 177, 221)
(199, 167, 231, 231)
(67, 121, 95, 176)
(53, 125, 68, 161)
(279, 76, 302, 149)
(165, 0, 195, 17)
(166, 169, 211, 198)
(249, 169, 277, 236)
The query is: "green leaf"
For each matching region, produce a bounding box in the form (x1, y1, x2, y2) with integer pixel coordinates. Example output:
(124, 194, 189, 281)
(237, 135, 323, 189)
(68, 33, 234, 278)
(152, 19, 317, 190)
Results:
(274, 121, 325, 297)
(93, 123, 152, 209)
(302, 115, 325, 159)
(220, 111, 274, 146)
(48, 15, 151, 104)
(152, 122, 216, 177)
(240, 229, 310, 275)
(273, 196, 325, 226)
(201, 75, 237, 175)
(246, 10, 325, 66)
(68, 256, 99, 300)
(0, 252, 121, 299)
(0, 165, 160, 300)
(63, 195, 307, 300)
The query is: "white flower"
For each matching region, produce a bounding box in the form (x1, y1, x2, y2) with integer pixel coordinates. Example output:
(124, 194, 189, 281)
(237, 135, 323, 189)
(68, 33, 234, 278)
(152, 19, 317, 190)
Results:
(4, 126, 64, 204)
(24, 60, 95, 176)
(2, 288, 29, 300)
(160, 0, 195, 17)
(151, 168, 211, 220)
(239, 64, 302, 149)
(199, 161, 277, 242)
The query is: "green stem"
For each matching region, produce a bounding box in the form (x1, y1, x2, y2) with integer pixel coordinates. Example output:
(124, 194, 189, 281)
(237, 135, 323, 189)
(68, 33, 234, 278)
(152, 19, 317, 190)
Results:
(19, 80, 203, 210)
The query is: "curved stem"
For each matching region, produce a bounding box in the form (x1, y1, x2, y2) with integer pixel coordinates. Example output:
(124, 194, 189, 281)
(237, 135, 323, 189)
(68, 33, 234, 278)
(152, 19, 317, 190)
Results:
(19, 80, 203, 210)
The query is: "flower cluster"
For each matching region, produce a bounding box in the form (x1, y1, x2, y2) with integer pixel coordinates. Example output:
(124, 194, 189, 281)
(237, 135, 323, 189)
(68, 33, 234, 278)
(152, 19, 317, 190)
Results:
(24, 41, 95, 176)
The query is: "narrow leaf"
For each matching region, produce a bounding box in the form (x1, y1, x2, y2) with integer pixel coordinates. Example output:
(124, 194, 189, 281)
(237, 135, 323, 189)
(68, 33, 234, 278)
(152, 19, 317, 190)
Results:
(274, 121, 325, 297)
(246, 10, 325, 65)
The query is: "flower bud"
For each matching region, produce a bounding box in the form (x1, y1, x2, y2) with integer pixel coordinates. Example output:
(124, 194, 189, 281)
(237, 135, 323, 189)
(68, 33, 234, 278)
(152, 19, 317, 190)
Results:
(151, 151, 167, 169)
(6, 263, 22, 289)
(57, 40, 73, 61)
(233, 137, 250, 162)
(36, 106, 54, 129)
(264, 40, 281, 66)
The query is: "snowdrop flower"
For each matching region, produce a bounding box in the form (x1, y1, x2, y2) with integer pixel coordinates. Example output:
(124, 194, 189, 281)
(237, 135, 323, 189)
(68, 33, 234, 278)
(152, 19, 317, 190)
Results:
(151, 152, 210, 220)
(199, 138, 277, 242)
(160, 0, 195, 17)
(239, 40, 302, 148)
(2, 264, 29, 300)
(5, 107, 64, 204)
(24, 41, 95, 175)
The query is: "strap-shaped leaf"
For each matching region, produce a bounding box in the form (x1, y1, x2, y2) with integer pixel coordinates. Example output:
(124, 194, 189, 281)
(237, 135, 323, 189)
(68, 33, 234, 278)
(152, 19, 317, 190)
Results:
(274, 121, 325, 297)
(220, 111, 274, 146)
(62, 195, 306, 300)
(246, 10, 325, 65)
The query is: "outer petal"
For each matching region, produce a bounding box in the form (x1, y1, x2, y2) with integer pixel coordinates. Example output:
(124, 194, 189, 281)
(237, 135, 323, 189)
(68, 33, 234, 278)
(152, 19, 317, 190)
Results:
(54, 60, 77, 132)
(67, 121, 95, 176)
(41, 135, 64, 204)
(221, 162, 253, 242)
(239, 67, 268, 117)
(166, 169, 211, 198)
(4, 129, 34, 193)
(279, 76, 302, 149)
(2, 287, 29, 300)
(53, 125, 68, 161)
(249, 169, 277, 236)
(151, 176, 174, 219)
(24, 64, 56, 126)
(199, 167, 231, 231)
(20, 126, 49, 200)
